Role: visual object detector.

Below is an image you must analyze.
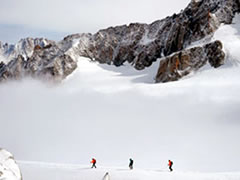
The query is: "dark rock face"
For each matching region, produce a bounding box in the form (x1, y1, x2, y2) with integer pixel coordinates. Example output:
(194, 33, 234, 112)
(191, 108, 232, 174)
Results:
(0, 44, 77, 82)
(155, 40, 225, 83)
(205, 40, 225, 68)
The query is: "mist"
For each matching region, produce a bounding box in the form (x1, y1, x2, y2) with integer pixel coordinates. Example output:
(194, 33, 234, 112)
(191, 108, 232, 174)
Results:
(1, 59, 240, 172)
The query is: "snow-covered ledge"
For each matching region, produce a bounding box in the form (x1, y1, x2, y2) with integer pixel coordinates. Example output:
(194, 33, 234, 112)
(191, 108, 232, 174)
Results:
(0, 148, 22, 180)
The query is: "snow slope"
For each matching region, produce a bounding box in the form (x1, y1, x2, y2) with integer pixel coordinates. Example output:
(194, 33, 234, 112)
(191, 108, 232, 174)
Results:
(1, 10, 240, 180)
(18, 161, 240, 180)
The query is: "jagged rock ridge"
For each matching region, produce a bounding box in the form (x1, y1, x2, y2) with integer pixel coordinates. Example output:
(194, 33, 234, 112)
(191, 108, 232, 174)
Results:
(0, 0, 239, 83)
(63, 0, 239, 70)
(0, 38, 54, 63)
(0, 43, 77, 82)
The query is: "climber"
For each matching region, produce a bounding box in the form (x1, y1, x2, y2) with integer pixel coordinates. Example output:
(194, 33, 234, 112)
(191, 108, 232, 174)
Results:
(168, 160, 173, 172)
(129, 158, 134, 170)
(91, 158, 97, 168)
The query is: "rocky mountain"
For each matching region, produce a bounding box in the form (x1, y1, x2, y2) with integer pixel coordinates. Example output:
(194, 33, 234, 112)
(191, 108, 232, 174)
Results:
(0, 38, 54, 63)
(0, 42, 77, 82)
(66, 0, 238, 69)
(0, 0, 239, 83)
(0, 148, 22, 180)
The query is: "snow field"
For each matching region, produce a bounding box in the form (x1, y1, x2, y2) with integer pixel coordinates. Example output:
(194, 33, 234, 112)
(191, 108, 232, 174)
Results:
(1, 10, 240, 180)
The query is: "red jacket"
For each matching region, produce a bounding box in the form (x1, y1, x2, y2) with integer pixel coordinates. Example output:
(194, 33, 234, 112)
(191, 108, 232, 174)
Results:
(168, 160, 173, 166)
(91, 159, 96, 164)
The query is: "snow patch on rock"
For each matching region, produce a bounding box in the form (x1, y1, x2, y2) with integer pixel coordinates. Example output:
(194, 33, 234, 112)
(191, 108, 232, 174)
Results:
(213, 14, 240, 66)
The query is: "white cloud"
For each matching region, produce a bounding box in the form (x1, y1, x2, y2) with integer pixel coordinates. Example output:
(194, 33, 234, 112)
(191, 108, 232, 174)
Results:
(0, 0, 190, 33)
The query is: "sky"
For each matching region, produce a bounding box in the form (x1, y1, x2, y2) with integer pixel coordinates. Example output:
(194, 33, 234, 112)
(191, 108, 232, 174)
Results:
(0, 0, 190, 43)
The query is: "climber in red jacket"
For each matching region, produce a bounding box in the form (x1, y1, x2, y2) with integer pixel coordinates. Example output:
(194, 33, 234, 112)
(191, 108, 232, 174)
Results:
(91, 158, 97, 168)
(168, 160, 173, 172)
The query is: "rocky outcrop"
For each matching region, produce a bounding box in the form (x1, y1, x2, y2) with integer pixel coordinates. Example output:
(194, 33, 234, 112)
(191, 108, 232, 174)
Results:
(0, 44, 77, 82)
(155, 40, 225, 83)
(0, 148, 22, 180)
